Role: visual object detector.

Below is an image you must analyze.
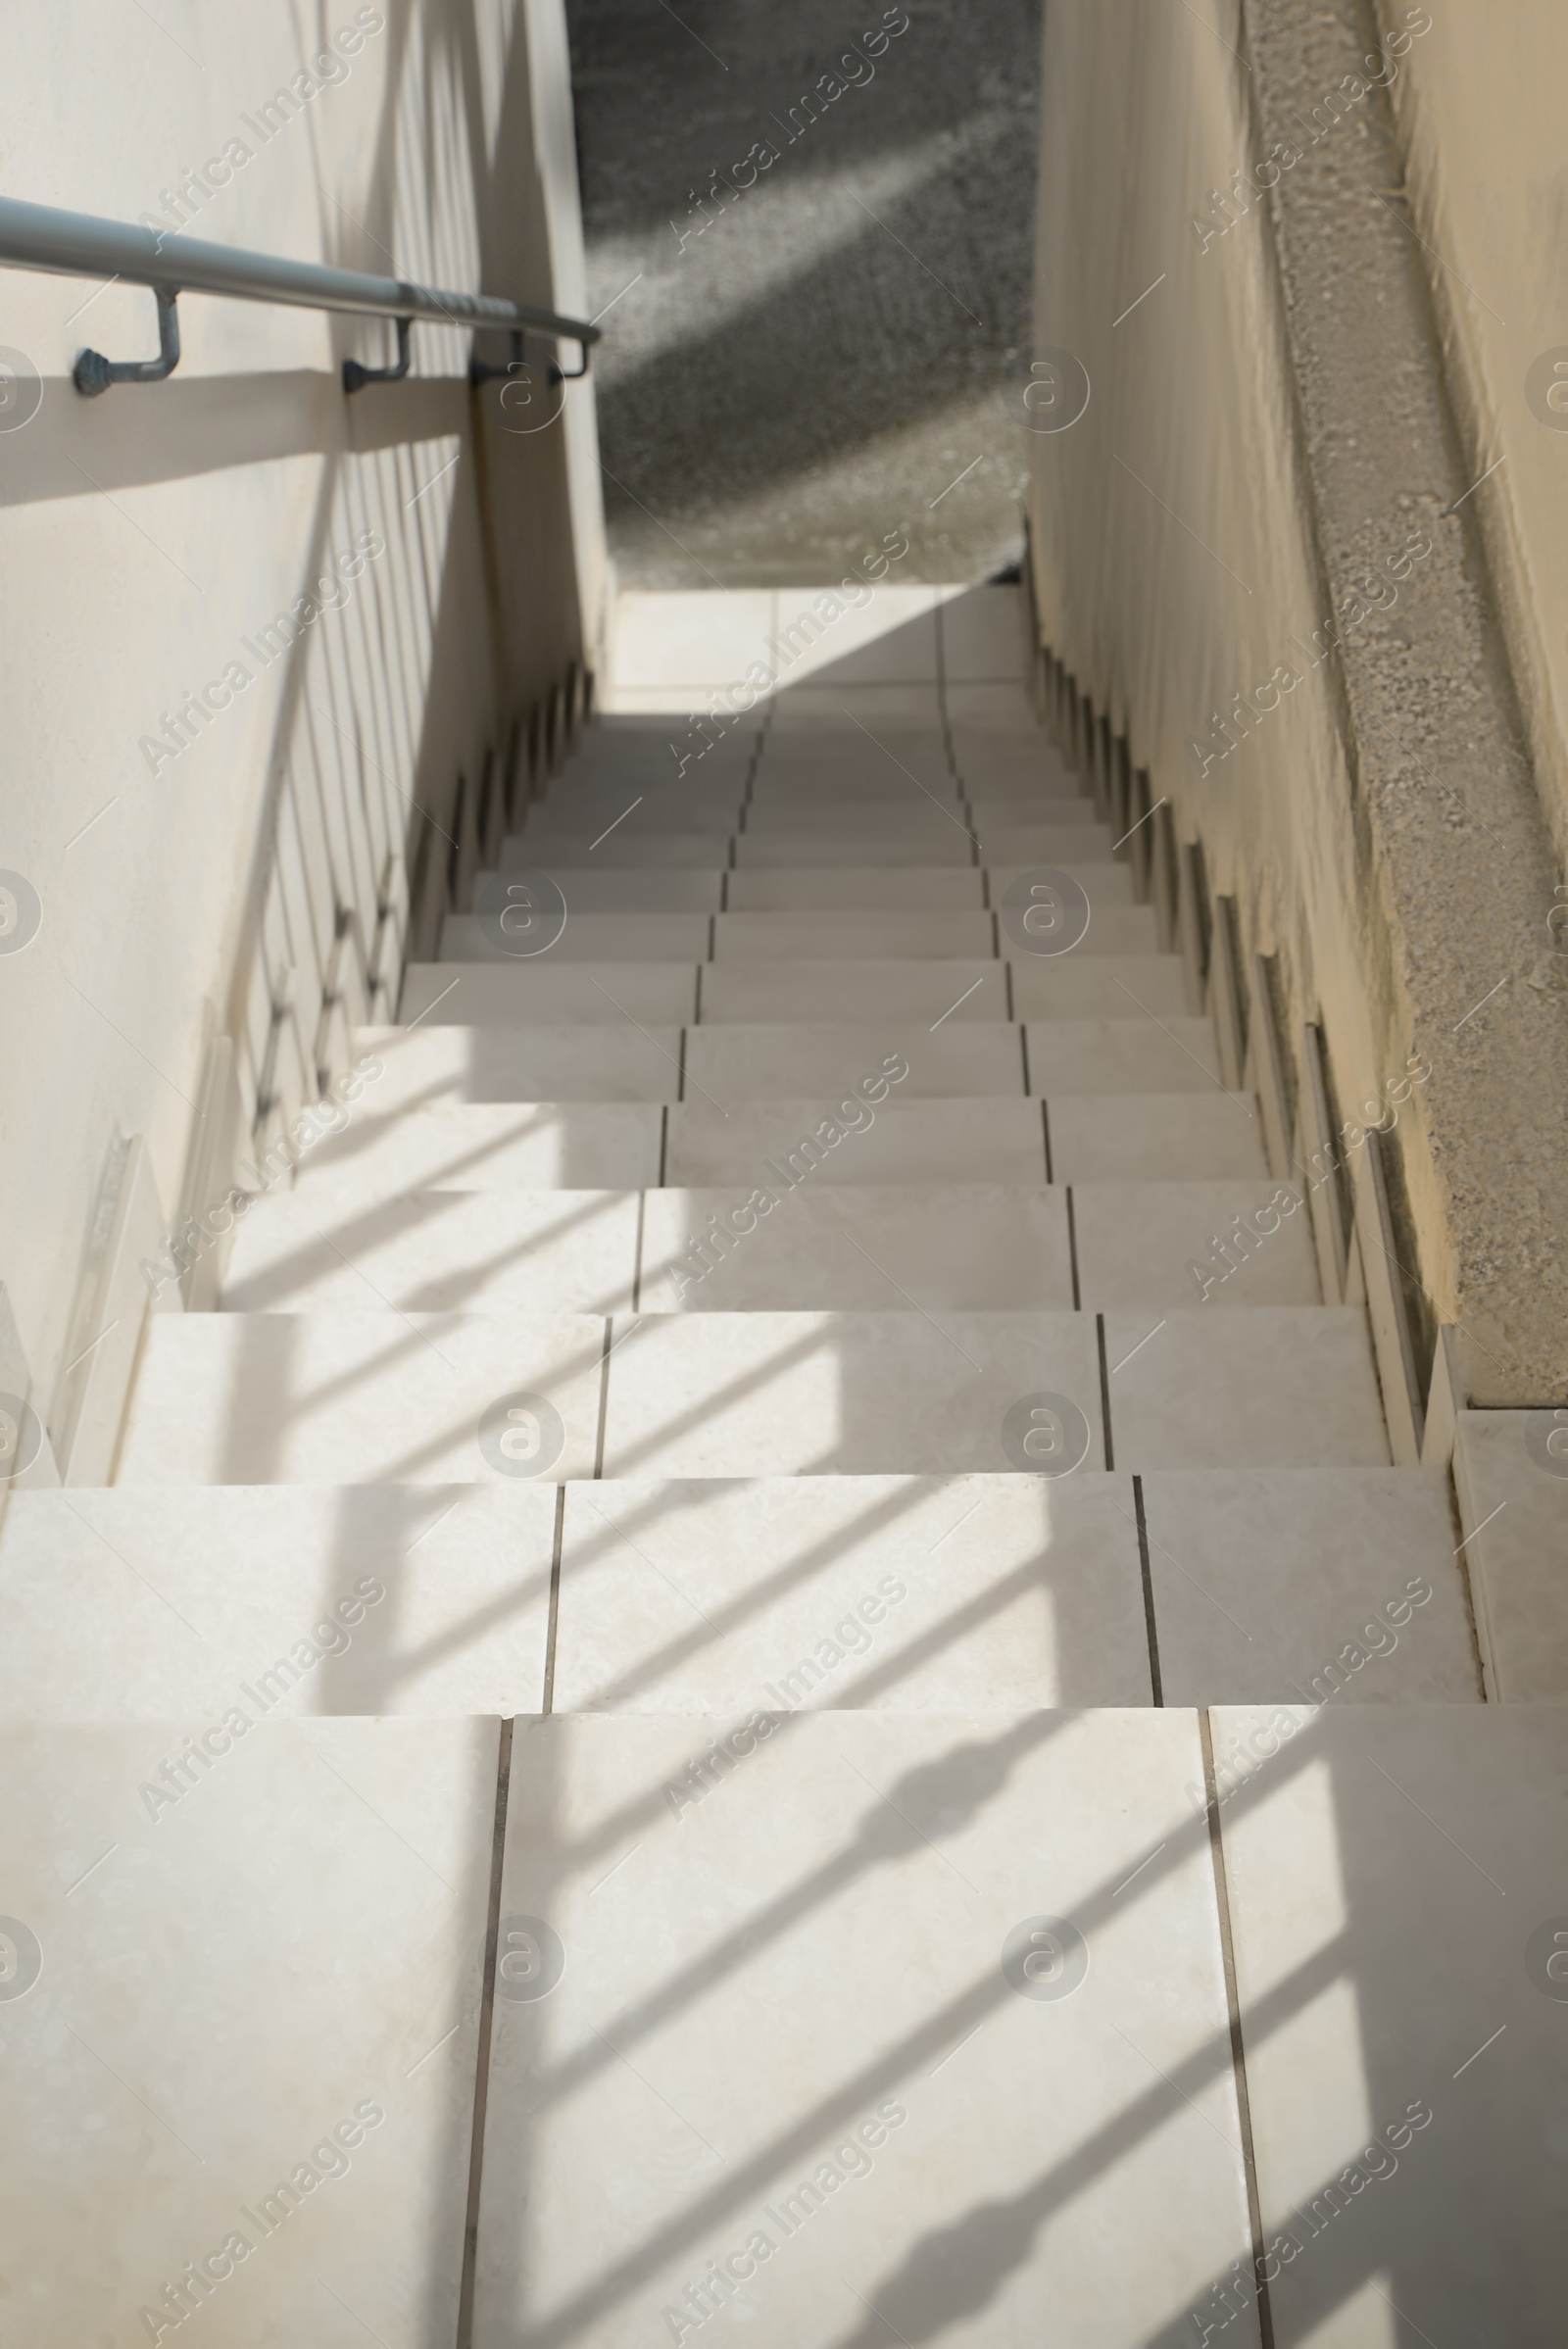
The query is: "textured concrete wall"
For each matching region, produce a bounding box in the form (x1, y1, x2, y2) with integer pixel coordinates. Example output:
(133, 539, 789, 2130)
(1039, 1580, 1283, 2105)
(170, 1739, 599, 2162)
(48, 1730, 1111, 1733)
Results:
(1026, 0, 1568, 1406)
(1377, 0, 1568, 872)
(0, 0, 602, 1450)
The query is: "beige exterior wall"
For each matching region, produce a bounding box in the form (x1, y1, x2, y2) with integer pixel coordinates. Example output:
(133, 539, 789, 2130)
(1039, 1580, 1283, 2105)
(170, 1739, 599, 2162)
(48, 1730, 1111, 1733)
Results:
(1026, 0, 1568, 1405)
(0, 0, 604, 1463)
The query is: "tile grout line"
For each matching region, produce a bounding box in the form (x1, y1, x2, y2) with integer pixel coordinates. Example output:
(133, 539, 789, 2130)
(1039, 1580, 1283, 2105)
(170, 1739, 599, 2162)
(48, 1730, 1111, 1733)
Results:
(1065, 1185, 1081, 1310)
(630, 1190, 646, 1313)
(693, 963, 704, 1025)
(1040, 1097, 1054, 1185)
(1199, 1711, 1278, 2349)
(676, 1026, 687, 1101)
(592, 1318, 614, 1480)
(1019, 1023, 1031, 1098)
(657, 1103, 669, 1189)
(1132, 1474, 1163, 1704)
(1096, 1310, 1115, 1470)
(542, 1486, 566, 1711)
(454, 1710, 514, 2349)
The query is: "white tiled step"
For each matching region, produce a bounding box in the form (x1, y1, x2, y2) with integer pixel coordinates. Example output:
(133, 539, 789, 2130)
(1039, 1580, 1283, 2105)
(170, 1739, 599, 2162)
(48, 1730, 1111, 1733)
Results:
(354, 1025, 680, 1107)
(1215, 1703, 1568, 2336)
(522, 799, 738, 838)
(969, 825, 1126, 865)
(737, 805, 976, 838)
(1024, 1018, 1223, 1092)
(118, 1311, 608, 1485)
(2, 1718, 495, 2341)
(724, 862, 1129, 909)
(473, 866, 724, 912)
(753, 735, 953, 783)
(591, 1306, 1387, 1477)
(0, 1485, 552, 1715)
(1048, 1094, 1268, 1180)
(1141, 1469, 1475, 1702)
(502, 832, 733, 869)
(1010, 955, 1189, 1017)
(293, 1102, 663, 1196)
(600, 1310, 1103, 1477)
(699, 961, 1007, 1025)
(643, 1186, 1072, 1310)
(1451, 1407, 1568, 1698)
(551, 1473, 1154, 1709)
(663, 1096, 1267, 1186)
(1102, 1308, 1390, 1468)
(439, 911, 710, 963)
(711, 909, 995, 958)
(471, 1709, 1257, 2343)
(399, 962, 696, 1025)
(223, 1190, 641, 1314)
(665, 1098, 1050, 1186)
(710, 906, 1159, 958)
(685, 1025, 1024, 1100)
(728, 830, 1104, 869)
(1073, 1180, 1321, 1306)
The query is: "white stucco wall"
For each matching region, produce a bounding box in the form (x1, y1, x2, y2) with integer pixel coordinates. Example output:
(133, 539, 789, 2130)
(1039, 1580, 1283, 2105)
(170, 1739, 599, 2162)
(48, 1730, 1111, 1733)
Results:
(0, 0, 603, 1460)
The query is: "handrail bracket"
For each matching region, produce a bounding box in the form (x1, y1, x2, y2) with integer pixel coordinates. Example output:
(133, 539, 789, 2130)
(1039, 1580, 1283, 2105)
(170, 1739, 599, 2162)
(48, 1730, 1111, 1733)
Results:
(74, 285, 180, 396)
(342, 316, 412, 394)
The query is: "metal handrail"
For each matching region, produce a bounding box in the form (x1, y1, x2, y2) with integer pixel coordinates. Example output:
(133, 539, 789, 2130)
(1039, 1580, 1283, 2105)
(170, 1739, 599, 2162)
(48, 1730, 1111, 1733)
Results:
(0, 194, 599, 396)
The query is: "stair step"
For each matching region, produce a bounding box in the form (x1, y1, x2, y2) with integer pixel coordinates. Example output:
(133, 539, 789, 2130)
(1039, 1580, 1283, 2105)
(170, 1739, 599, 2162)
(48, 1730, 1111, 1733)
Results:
(754, 733, 954, 782)
(551, 1472, 1152, 1710)
(471, 866, 726, 912)
(1048, 1092, 1269, 1180)
(224, 1190, 641, 1315)
(1073, 1179, 1320, 1306)
(685, 1023, 1023, 1100)
(295, 1101, 663, 1195)
(503, 831, 734, 868)
(469, 1707, 1258, 2341)
(588, 1305, 1385, 1477)
(1142, 1468, 1475, 1703)
(399, 962, 697, 1025)
(0, 1485, 552, 1715)
(118, 1311, 608, 1485)
(734, 824, 1113, 866)
(712, 910, 995, 958)
(1212, 1700, 1564, 2334)
(643, 1185, 1073, 1311)
(725, 862, 1128, 909)
(523, 799, 738, 837)
(710, 907, 1158, 959)
(1009, 955, 1188, 1017)
(354, 1025, 680, 1107)
(1451, 1407, 1568, 1698)
(548, 1466, 1471, 1713)
(1101, 1306, 1389, 1469)
(4, 1716, 495, 2337)
(699, 961, 1008, 1025)
(438, 910, 710, 963)
(666, 1097, 1050, 1186)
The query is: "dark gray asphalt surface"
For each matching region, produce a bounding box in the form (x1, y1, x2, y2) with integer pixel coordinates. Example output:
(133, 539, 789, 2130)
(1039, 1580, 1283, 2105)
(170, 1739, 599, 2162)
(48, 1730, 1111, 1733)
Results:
(565, 0, 1041, 586)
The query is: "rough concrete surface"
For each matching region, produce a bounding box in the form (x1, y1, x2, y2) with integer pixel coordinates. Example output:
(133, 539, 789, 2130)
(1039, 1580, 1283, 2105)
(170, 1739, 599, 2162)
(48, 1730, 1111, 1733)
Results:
(1248, 0, 1568, 1404)
(564, 0, 1040, 585)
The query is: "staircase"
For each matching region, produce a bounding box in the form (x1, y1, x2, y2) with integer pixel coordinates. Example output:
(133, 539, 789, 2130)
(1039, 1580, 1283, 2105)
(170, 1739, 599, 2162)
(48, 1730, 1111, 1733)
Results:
(7, 585, 1559, 2345)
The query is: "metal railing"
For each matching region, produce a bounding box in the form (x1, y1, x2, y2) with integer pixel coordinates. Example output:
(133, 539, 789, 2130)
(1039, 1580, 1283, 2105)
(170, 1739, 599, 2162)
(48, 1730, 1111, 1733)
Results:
(0, 194, 599, 396)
